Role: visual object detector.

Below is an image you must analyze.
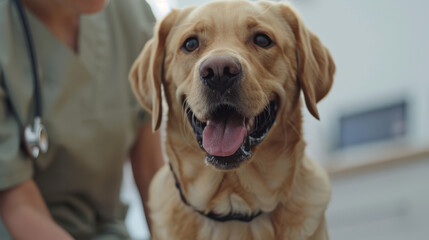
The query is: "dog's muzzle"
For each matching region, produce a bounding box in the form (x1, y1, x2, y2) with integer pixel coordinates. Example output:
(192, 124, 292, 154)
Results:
(186, 101, 278, 170)
(184, 55, 278, 170)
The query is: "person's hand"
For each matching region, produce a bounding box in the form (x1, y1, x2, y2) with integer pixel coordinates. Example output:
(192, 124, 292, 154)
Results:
(0, 179, 74, 240)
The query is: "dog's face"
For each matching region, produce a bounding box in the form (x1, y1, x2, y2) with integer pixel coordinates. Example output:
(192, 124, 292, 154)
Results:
(131, 1, 335, 171)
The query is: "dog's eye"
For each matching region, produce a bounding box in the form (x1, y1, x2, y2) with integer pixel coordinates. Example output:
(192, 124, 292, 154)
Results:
(182, 37, 199, 53)
(253, 34, 273, 48)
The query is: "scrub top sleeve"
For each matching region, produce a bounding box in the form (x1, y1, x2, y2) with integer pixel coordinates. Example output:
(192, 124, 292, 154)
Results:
(0, 70, 33, 190)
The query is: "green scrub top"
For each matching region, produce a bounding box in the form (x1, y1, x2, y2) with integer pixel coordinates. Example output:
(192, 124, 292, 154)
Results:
(0, 0, 155, 239)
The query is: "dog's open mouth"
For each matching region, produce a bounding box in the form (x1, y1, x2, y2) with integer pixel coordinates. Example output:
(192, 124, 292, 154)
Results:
(186, 101, 278, 170)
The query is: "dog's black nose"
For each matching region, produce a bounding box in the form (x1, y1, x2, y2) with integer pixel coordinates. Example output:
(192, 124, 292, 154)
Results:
(199, 55, 242, 92)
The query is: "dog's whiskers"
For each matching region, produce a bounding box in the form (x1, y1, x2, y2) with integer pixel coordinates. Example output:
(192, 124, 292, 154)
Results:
(180, 99, 201, 148)
(256, 2, 276, 17)
(286, 119, 302, 140)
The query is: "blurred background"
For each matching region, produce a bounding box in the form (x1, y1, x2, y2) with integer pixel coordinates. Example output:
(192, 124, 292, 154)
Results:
(120, 0, 429, 239)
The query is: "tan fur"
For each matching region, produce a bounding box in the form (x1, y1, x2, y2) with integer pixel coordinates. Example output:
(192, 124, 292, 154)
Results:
(130, 1, 335, 239)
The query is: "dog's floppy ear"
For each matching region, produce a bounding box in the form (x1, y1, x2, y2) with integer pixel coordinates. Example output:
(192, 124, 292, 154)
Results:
(281, 5, 336, 120)
(129, 10, 179, 131)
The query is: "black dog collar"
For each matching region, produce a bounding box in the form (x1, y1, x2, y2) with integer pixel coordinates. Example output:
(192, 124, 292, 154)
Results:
(169, 164, 262, 222)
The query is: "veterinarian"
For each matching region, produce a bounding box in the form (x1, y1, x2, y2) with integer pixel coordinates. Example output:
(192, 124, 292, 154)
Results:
(0, 0, 163, 239)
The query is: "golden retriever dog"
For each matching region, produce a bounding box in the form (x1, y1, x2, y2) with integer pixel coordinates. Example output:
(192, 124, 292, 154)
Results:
(130, 1, 335, 239)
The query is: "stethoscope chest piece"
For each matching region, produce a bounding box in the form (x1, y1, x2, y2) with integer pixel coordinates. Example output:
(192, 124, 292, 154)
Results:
(24, 117, 49, 159)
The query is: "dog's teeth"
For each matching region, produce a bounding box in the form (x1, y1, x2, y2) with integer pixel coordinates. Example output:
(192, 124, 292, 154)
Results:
(245, 118, 255, 133)
(249, 118, 255, 126)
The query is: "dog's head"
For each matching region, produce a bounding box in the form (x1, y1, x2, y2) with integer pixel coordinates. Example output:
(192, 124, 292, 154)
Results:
(130, 1, 335, 171)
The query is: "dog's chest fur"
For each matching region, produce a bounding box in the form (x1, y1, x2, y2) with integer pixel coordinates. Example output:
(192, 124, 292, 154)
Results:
(148, 123, 331, 240)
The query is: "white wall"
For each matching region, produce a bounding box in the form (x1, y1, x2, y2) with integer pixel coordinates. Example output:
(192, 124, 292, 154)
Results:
(174, 0, 212, 8)
(293, 0, 429, 163)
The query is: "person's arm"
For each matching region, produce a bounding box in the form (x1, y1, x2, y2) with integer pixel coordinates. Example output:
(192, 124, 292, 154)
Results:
(0, 69, 72, 239)
(130, 122, 164, 232)
(0, 179, 73, 240)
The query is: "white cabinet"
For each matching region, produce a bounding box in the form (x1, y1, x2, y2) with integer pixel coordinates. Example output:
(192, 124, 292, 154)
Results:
(326, 155, 429, 240)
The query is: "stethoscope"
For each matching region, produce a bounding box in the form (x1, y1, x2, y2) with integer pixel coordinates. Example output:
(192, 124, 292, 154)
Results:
(12, 0, 49, 159)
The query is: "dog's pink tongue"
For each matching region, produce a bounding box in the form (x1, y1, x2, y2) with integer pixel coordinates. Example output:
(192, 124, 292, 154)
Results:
(202, 113, 246, 157)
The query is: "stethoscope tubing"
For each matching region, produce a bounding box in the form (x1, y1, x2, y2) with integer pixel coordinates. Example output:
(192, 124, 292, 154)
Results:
(12, 0, 42, 118)
(11, 0, 48, 159)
